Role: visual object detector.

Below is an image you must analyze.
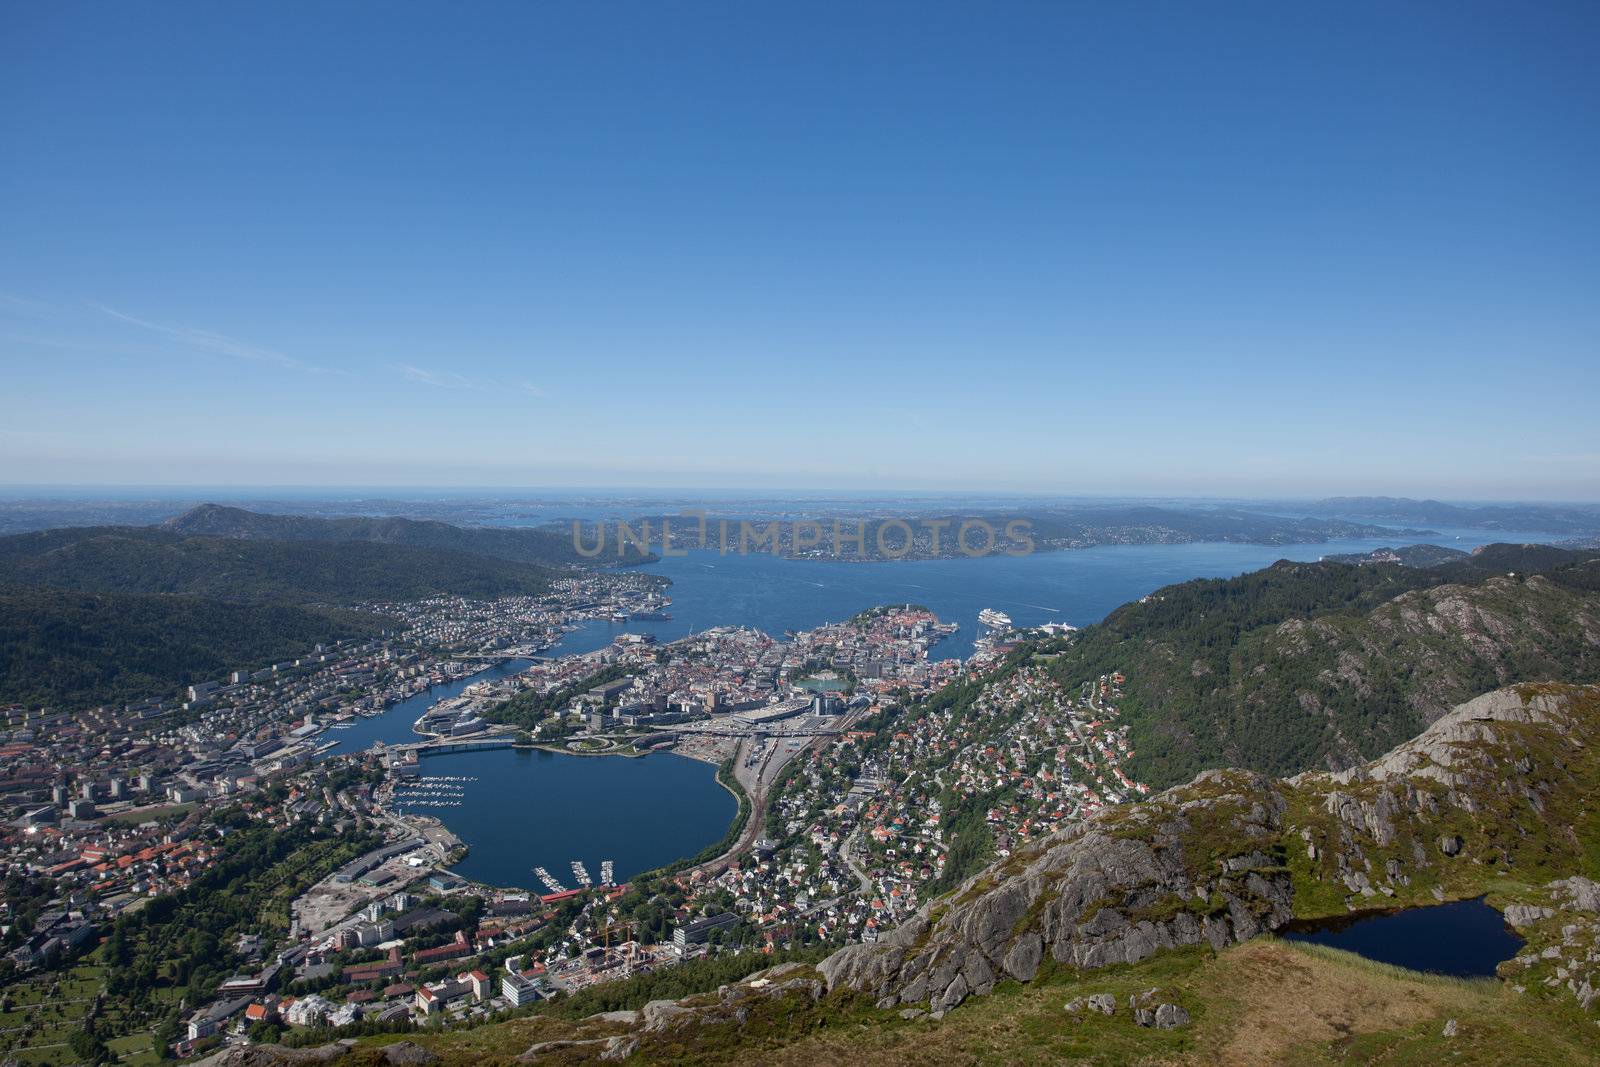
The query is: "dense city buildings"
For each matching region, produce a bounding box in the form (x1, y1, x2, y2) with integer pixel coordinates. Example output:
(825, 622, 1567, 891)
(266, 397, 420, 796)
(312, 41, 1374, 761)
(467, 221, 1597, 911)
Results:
(0, 568, 1146, 1061)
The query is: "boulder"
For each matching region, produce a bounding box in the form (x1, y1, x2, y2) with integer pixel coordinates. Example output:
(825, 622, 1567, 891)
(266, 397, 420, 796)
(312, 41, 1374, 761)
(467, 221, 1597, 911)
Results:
(1505, 904, 1555, 928)
(1551, 876, 1600, 913)
(599, 1035, 640, 1061)
(640, 999, 698, 1033)
(1154, 1003, 1191, 1029)
(195, 1043, 350, 1067)
(1086, 993, 1116, 1015)
(379, 1043, 439, 1066)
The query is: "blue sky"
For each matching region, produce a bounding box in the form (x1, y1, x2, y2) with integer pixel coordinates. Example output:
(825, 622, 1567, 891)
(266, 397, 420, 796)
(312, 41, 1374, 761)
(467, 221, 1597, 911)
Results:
(1, 2, 1596, 498)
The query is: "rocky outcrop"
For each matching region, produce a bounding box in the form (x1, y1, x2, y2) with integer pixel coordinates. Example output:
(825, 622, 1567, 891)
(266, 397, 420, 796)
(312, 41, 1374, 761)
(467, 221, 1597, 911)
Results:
(822, 683, 1600, 1015)
(194, 1043, 351, 1067)
(821, 768, 1295, 1011)
(1501, 874, 1600, 1013)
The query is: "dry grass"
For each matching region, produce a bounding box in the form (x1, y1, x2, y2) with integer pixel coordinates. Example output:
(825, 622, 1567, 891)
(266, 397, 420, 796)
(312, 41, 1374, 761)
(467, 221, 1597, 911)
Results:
(349, 938, 1599, 1066)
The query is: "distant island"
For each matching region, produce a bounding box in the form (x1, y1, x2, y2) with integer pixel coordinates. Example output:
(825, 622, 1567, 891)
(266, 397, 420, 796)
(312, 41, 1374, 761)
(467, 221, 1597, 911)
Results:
(562, 505, 1434, 562)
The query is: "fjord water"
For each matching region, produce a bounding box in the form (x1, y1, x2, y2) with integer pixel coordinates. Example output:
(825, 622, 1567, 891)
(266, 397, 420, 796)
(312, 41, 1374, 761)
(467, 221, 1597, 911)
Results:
(550, 524, 1566, 661)
(410, 747, 735, 889)
(318, 657, 538, 755)
(363, 525, 1565, 889)
(1282, 897, 1523, 977)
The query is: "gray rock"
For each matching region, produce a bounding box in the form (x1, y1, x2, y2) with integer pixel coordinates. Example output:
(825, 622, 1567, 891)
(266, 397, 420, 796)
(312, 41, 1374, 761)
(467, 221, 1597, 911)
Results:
(1003, 932, 1043, 982)
(1154, 1003, 1191, 1029)
(1086, 993, 1116, 1015)
(899, 1007, 926, 1020)
(1551, 877, 1600, 913)
(379, 1044, 439, 1066)
(1505, 904, 1555, 928)
(1438, 835, 1464, 856)
(195, 1044, 351, 1067)
(586, 1010, 641, 1027)
(1133, 1008, 1155, 1027)
(1442, 1018, 1458, 1037)
(932, 973, 969, 1013)
(640, 999, 698, 1033)
(599, 1035, 640, 1062)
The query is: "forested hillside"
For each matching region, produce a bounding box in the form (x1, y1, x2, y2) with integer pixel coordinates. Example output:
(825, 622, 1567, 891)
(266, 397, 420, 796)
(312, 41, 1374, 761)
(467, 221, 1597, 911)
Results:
(0, 586, 384, 707)
(1043, 546, 1600, 786)
(0, 528, 555, 602)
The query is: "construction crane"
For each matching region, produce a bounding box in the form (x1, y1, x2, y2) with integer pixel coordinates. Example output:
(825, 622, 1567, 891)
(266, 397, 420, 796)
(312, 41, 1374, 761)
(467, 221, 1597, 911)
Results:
(595, 920, 639, 975)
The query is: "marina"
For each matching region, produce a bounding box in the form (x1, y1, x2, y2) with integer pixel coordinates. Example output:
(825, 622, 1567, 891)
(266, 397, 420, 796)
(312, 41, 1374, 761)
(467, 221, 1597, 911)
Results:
(533, 866, 568, 894)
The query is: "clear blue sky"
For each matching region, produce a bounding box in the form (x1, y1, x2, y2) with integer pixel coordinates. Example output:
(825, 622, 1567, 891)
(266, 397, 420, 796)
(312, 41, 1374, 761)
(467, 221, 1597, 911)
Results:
(2, 2, 1596, 498)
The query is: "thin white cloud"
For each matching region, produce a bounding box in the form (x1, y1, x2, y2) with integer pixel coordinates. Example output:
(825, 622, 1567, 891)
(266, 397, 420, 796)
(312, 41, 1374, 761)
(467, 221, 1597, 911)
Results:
(90, 302, 341, 375)
(391, 362, 546, 399)
(397, 363, 477, 389)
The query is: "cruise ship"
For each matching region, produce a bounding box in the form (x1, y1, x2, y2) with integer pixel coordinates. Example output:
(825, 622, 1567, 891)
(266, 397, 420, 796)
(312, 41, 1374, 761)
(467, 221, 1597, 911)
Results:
(977, 608, 1013, 630)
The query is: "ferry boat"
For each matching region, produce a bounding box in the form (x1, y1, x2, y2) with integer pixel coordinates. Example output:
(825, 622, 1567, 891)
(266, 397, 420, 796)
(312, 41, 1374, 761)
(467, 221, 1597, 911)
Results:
(978, 608, 1014, 630)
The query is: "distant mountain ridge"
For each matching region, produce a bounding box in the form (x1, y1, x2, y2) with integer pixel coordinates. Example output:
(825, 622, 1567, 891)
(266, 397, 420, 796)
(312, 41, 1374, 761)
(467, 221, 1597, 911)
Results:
(163, 503, 653, 566)
(1302, 496, 1600, 534)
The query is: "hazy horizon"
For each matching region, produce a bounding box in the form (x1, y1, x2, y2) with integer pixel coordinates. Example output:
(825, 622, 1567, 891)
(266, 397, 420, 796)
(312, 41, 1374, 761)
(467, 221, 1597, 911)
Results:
(1, 484, 1597, 508)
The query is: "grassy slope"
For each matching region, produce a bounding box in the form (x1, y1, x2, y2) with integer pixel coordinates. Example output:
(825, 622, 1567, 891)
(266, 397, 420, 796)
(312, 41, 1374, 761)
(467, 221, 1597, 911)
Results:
(342, 940, 1599, 1066)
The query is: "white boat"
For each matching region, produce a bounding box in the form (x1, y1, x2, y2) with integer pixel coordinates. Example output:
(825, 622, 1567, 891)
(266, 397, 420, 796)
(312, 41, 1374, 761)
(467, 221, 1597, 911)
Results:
(977, 608, 1013, 630)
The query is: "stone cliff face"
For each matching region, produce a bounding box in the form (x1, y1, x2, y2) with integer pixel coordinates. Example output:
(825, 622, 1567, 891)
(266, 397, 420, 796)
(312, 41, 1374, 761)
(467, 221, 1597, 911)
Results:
(820, 683, 1600, 1016)
(820, 772, 1294, 1014)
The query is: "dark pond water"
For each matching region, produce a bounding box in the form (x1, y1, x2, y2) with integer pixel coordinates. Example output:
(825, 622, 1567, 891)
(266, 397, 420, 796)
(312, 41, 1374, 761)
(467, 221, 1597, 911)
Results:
(1281, 897, 1523, 977)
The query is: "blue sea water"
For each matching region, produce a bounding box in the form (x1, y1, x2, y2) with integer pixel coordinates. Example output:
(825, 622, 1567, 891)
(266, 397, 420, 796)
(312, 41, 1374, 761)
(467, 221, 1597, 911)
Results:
(316, 657, 538, 755)
(548, 524, 1565, 661)
(410, 747, 735, 889)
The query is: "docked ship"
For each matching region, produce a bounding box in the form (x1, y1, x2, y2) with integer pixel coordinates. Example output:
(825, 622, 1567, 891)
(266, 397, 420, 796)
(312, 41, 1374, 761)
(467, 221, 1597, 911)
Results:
(977, 608, 1013, 630)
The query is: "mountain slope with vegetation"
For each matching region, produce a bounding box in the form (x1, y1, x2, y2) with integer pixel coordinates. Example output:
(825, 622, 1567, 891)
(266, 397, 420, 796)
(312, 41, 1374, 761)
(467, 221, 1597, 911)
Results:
(0, 507, 596, 709)
(1037, 546, 1600, 787)
(0, 586, 384, 708)
(0, 526, 557, 603)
